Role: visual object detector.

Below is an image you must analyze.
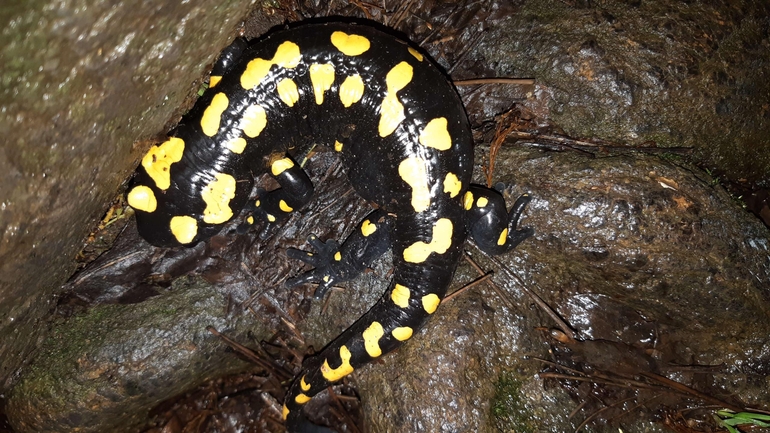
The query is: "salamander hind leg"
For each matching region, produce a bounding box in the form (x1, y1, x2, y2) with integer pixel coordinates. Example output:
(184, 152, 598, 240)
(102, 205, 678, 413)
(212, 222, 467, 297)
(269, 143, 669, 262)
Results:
(284, 212, 463, 432)
(465, 185, 533, 255)
(240, 155, 314, 237)
(285, 209, 393, 299)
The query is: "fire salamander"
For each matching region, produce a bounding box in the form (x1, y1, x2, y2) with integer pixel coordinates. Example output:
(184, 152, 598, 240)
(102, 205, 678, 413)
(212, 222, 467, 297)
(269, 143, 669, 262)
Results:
(127, 22, 533, 432)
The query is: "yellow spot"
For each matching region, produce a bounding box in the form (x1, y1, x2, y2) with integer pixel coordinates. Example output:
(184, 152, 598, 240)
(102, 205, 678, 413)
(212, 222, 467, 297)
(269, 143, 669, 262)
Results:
(142, 137, 185, 190)
(209, 75, 222, 88)
(408, 46, 424, 61)
(295, 393, 311, 404)
(443, 172, 461, 198)
(361, 220, 377, 236)
(403, 218, 454, 263)
(419, 117, 452, 151)
(279, 200, 293, 212)
(201, 92, 229, 137)
(127, 185, 157, 213)
(267, 214, 276, 222)
(463, 191, 474, 210)
(282, 404, 289, 420)
(273, 41, 302, 68)
(339, 74, 364, 107)
(321, 345, 354, 382)
(362, 321, 384, 357)
(247, 216, 254, 224)
(391, 284, 410, 308)
(392, 327, 413, 341)
(497, 228, 508, 246)
(271, 157, 294, 176)
(255, 200, 261, 207)
(323, 275, 330, 282)
(226, 137, 247, 154)
(477, 196, 489, 207)
(334, 251, 342, 261)
(330, 31, 371, 56)
(241, 41, 301, 89)
(301, 376, 311, 392)
(334, 140, 344, 152)
(170, 215, 198, 245)
(277, 78, 299, 107)
(422, 294, 440, 314)
(241, 104, 267, 138)
(398, 157, 431, 212)
(309, 63, 335, 104)
(379, 62, 413, 137)
(201, 173, 236, 224)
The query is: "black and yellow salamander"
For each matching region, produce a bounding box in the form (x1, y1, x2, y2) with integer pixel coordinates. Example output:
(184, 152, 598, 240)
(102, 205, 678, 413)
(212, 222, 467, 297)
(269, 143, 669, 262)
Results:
(127, 22, 533, 432)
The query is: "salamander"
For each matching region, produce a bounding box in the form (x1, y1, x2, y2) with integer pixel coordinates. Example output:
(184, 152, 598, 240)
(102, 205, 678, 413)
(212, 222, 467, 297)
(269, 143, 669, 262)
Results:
(127, 22, 533, 432)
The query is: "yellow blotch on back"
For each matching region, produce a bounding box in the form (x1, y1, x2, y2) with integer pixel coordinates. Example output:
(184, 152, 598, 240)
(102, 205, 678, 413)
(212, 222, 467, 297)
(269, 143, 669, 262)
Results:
(330, 31, 371, 56)
(339, 74, 364, 107)
(334, 140, 344, 152)
(422, 294, 440, 314)
(201, 92, 229, 137)
(443, 172, 461, 198)
(300, 376, 311, 392)
(379, 61, 413, 137)
(477, 196, 489, 207)
(279, 200, 293, 212)
(392, 326, 413, 341)
(277, 78, 299, 106)
(391, 284, 411, 308)
(294, 393, 311, 404)
(282, 404, 290, 420)
(209, 75, 222, 88)
(403, 218, 453, 263)
(309, 63, 335, 104)
(321, 345, 354, 382)
(408, 46, 424, 61)
(419, 117, 452, 151)
(362, 321, 385, 358)
(271, 157, 295, 176)
(142, 137, 185, 190)
(241, 104, 267, 138)
(398, 157, 431, 213)
(225, 137, 247, 154)
(170, 215, 198, 245)
(361, 220, 377, 236)
(463, 191, 474, 210)
(497, 228, 508, 246)
(201, 173, 237, 224)
(127, 185, 157, 213)
(241, 41, 301, 90)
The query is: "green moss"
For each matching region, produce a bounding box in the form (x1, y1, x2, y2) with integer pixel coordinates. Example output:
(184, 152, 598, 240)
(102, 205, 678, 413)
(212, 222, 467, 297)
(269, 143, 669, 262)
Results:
(491, 371, 537, 433)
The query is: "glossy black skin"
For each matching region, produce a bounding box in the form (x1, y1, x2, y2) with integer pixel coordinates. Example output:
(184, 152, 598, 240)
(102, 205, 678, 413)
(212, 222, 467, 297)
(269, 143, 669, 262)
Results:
(129, 23, 532, 432)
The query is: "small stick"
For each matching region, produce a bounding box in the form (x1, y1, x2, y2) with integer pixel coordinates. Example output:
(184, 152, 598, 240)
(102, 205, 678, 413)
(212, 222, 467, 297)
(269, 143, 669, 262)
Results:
(443, 273, 494, 303)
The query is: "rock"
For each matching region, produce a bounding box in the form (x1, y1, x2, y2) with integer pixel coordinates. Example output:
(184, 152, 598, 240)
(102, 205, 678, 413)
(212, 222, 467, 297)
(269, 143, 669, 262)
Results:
(354, 145, 770, 432)
(0, 0, 263, 390)
(6, 276, 256, 433)
(474, 1, 770, 184)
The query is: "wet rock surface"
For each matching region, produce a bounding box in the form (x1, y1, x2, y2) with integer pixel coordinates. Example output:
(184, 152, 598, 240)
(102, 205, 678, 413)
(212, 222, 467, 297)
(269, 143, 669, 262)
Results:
(0, 0, 265, 390)
(3, 0, 770, 432)
(355, 145, 770, 432)
(6, 276, 256, 433)
(475, 1, 770, 184)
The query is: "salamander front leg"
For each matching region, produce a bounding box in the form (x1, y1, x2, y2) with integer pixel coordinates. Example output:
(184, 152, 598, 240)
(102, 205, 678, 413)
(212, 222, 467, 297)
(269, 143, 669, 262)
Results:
(285, 209, 393, 299)
(465, 186, 533, 255)
(240, 156, 314, 237)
